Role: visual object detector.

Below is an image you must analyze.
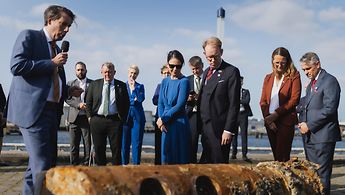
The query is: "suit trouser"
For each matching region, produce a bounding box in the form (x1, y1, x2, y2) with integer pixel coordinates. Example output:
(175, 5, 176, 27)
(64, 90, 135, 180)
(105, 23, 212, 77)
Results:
(266, 123, 294, 162)
(121, 114, 145, 165)
(304, 141, 335, 195)
(90, 115, 122, 165)
(20, 106, 58, 195)
(188, 112, 200, 163)
(200, 120, 230, 163)
(231, 112, 248, 157)
(69, 115, 91, 165)
(154, 116, 162, 165)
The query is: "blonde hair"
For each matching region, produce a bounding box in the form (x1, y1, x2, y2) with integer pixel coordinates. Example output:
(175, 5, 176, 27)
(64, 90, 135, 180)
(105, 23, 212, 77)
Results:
(202, 37, 222, 50)
(128, 64, 139, 75)
(271, 47, 296, 77)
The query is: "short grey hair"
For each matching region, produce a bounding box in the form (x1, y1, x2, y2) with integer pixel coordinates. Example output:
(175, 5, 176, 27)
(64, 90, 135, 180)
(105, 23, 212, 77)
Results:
(101, 62, 115, 69)
(129, 64, 139, 75)
(300, 52, 320, 66)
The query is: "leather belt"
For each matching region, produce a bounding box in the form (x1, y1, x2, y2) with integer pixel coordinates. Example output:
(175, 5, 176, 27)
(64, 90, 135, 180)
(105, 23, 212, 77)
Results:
(95, 114, 120, 120)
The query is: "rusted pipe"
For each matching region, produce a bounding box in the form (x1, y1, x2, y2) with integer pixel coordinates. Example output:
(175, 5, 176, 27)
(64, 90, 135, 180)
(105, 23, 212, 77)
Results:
(43, 158, 323, 195)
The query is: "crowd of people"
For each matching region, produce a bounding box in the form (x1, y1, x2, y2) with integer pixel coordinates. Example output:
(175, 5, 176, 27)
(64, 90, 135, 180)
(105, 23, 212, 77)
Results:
(0, 5, 341, 195)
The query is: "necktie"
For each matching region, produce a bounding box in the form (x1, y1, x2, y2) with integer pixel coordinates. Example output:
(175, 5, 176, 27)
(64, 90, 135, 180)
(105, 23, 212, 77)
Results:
(311, 79, 317, 92)
(206, 68, 214, 80)
(103, 82, 110, 116)
(50, 41, 60, 102)
(195, 76, 201, 93)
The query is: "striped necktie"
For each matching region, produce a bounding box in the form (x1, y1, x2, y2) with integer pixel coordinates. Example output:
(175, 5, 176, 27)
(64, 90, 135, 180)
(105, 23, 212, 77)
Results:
(50, 41, 60, 102)
(103, 82, 110, 116)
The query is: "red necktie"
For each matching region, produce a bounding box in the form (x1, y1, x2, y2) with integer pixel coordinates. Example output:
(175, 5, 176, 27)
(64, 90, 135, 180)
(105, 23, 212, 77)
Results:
(50, 41, 60, 102)
(206, 68, 214, 80)
(311, 79, 317, 89)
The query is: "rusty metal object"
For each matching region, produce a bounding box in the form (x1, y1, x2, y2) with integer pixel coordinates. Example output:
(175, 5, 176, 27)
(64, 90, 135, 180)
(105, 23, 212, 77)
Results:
(43, 158, 323, 195)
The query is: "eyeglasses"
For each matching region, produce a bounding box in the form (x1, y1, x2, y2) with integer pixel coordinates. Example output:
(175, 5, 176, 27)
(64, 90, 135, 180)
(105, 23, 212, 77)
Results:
(168, 64, 182, 69)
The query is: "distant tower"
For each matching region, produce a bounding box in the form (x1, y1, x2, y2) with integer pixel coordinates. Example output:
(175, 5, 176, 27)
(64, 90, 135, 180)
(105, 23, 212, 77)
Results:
(217, 7, 225, 42)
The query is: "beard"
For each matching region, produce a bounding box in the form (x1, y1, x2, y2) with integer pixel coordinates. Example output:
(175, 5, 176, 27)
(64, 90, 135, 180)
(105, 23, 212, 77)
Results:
(77, 74, 86, 80)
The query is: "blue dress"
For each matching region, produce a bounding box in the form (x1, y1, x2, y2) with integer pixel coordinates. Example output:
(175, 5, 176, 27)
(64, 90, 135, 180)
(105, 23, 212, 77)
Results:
(158, 76, 191, 164)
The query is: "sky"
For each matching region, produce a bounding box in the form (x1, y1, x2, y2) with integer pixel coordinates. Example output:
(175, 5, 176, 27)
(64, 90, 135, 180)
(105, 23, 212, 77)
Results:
(0, 0, 345, 121)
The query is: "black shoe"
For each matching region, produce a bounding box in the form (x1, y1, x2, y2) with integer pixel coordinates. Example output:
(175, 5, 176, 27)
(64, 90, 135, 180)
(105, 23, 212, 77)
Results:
(230, 155, 237, 160)
(0, 162, 9, 166)
(242, 156, 252, 163)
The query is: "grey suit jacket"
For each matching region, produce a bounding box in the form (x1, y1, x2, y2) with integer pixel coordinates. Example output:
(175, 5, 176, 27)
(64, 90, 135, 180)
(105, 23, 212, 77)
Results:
(65, 78, 92, 123)
(303, 69, 341, 143)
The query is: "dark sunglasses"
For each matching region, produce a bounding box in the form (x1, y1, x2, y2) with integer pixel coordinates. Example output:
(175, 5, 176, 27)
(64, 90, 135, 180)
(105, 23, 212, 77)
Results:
(168, 64, 182, 69)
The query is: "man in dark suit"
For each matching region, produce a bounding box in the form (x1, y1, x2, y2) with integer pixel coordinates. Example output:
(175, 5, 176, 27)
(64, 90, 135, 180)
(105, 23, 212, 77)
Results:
(198, 37, 241, 163)
(231, 76, 253, 161)
(186, 56, 204, 163)
(86, 62, 129, 165)
(7, 5, 82, 194)
(298, 52, 341, 195)
(66, 62, 92, 165)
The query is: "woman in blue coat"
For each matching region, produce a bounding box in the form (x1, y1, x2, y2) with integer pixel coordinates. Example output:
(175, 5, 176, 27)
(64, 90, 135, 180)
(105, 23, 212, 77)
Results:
(156, 50, 191, 164)
(122, 65, 146, 165)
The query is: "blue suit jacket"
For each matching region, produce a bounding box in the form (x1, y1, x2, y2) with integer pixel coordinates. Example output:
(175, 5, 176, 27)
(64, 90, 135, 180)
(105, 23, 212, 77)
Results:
(302, 69, 341, 143)
(7, 29, 68, 128)
(126, 82, 146, 123)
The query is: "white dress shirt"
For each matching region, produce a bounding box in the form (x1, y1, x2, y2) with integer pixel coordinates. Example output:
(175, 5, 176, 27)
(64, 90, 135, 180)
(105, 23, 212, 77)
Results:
(44, 27, 62, 102)
(269, 75, 284, 114)
(97, 80, 118, 115)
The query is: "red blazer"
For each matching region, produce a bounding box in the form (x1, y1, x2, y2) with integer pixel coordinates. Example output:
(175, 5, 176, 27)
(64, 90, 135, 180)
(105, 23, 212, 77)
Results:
(260, 71, 301, 126)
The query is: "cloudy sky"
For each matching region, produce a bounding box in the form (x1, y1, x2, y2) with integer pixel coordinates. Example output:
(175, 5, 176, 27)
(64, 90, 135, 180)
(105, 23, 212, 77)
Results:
(1, 0, 344, 121)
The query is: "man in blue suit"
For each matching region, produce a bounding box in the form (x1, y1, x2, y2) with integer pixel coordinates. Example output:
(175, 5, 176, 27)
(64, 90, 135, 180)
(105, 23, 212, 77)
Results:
(7, 5, 82, 194)
(298, 52, 341, 195)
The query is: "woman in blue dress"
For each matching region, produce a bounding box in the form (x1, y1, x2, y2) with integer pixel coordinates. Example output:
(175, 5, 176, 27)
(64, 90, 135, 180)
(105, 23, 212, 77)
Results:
(156, 50, 191, 164)
(122, 64, 146, 165)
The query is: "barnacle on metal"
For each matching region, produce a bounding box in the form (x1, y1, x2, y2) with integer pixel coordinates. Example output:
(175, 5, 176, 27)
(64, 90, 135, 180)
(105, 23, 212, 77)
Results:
(43, 158, 324, 195)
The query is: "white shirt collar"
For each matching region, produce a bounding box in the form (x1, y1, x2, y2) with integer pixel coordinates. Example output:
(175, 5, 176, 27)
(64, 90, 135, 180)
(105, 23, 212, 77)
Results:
(194, 74, 203, 79)
(43, 27, 53, 42)
(104, 79, 114, 85)
(78, 77, 87, 84)
(314, 69, 321, 81)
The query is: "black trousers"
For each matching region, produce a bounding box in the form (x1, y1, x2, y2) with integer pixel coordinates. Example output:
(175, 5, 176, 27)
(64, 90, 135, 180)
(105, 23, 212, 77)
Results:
(188, 112, 200, 163)
(90, 115, 122, 165)
(200, 120, 230, 164)
(154, 116, 162, 165)
(231, 112, 249, 157)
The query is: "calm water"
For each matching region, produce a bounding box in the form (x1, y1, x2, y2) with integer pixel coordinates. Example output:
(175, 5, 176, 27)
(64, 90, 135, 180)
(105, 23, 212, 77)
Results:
(4, 131, 345, 153)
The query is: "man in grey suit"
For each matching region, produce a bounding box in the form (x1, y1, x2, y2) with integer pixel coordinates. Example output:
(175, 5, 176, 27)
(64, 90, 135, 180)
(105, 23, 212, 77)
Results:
(198, 37, 241, 163)
(7, 5, 82, 194)
(66, 62, 92, 165)
(298, 52, 341, 195)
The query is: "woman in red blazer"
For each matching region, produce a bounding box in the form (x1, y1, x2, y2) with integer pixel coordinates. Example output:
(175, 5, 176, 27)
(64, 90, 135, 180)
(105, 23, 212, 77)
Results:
(260, 47, 301, 162)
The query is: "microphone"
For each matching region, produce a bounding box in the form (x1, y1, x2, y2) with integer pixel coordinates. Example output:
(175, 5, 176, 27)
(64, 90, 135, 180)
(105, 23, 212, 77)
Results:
(61, 41, 70, 52)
